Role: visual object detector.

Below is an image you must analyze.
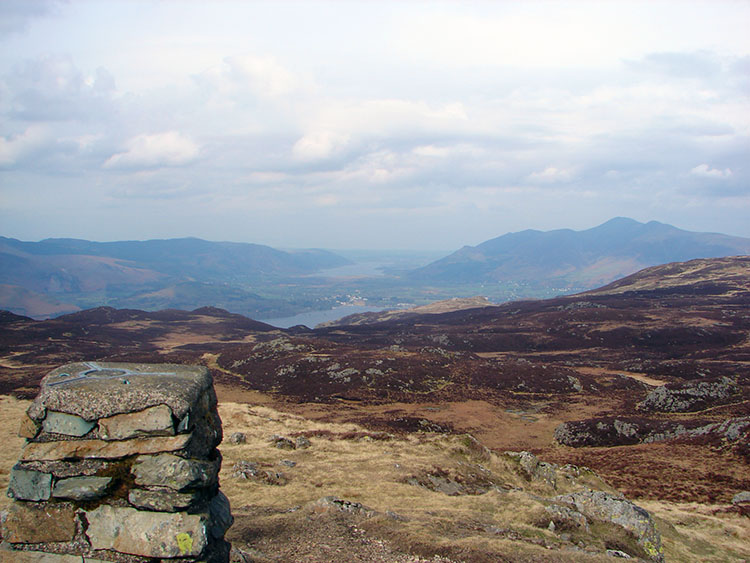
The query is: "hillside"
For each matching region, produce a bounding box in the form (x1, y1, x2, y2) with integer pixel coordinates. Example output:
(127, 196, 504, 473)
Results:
(0, 256, 749, 559)
(0, 236, 351, 318)
(408, 217, 750, 288)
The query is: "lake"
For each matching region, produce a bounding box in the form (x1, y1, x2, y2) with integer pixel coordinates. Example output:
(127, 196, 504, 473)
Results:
(260, 304, 387, 329)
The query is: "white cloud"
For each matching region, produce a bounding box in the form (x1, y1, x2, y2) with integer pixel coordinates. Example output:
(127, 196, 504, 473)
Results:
(0, 125, 47, 166)
(292, 130, 349, 161)
(690, 164, 733, 179)
(103, 132, 199, 169)
(528, 166, 574, 183)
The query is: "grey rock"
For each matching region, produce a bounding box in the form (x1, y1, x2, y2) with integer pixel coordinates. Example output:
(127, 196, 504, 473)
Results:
(7, 467, 52, 501)
(98, 403, 175, 440)
(313, 496, 376, 517)
(506, 451, 558, 489)
(279, 459, 296, 467)
(232, 460, 259, 479)
(85, 504, 208, 558)
(133, 452, 220, 491)
(295, 436, 311, 449)
(228, 432, 246, 444)
(270, 435, 295, 450)
(607, 549, 633, 558)
(732, 491, 750, 504)
(52, 476, 112, 501)
(41, 411, 96, 437)
(553, 490, 663, 561)
(27, 362, 213, 422)
(545, 503, 590, 533)
(128, 488, 202, 512)
(637, 376, 738, 413)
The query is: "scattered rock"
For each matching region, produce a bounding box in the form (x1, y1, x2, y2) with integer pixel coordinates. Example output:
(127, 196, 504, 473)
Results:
(269, 435, 296, 450)
(312, 496, 376, 517)
(731, 491, 750, 504)
(295, 436, 311, 449)
(231, 461, 288, 486)
(228, 432, 247, 444)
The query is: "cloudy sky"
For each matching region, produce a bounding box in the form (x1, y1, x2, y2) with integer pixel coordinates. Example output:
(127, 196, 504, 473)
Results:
(1, 1, 748, 250)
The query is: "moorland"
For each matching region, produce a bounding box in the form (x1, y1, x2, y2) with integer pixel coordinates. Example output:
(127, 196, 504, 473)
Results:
(1, 255, 748, 561)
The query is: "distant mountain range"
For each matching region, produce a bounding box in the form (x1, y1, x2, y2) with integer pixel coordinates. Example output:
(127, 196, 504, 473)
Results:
(408, 217, 750, 288)
(3, 218, 749, 319)
(0, 237, 351, 318)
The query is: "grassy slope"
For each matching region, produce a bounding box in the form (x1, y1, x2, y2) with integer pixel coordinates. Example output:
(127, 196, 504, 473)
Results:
(1, 396, 747, 562)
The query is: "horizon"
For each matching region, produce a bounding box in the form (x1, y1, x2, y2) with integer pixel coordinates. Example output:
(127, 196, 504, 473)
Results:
(3, 216, 748, 253)
(1, 1, 749, 250)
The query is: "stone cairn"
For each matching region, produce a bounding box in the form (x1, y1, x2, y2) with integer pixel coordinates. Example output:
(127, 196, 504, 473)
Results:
(1, 362, 232, 562)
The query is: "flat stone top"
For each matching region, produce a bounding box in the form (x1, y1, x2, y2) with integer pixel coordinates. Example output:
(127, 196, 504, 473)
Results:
(28, 362, 212, 422)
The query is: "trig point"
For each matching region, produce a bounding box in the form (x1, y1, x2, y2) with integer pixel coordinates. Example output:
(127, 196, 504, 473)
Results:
(2, 362, 232, 562)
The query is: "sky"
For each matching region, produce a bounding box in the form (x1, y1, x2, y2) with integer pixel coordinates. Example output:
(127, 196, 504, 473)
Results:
(0, 0, 749, 251)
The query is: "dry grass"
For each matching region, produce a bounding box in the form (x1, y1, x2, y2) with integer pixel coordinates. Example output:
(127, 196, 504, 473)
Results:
(1, 397, 748, 561)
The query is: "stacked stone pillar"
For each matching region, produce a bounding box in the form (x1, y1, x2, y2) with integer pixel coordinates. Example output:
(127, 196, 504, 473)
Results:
(1, 362, 232, 562)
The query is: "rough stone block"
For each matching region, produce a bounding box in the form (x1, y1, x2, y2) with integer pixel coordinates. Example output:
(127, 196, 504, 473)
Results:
(7, 467, 52, 501)
(52, 476, 112, 501)
(128, 488, 202, 512)
(27, 362, 212, 422)
(99, 403, 175, 440)
(41, 411, 96, 437)
(1, 502, 77, 544)
(133, 452, 220, 491)
(85, 504, 208, 558)
(21, 433, 192, 461)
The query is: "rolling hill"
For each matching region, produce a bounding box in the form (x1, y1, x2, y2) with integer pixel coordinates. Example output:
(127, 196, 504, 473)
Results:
(0, 237, 351, 318)
(408, 217, 750, 288)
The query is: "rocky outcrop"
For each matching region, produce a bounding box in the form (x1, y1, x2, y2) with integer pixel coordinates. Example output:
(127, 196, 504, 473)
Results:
(1, 361, 232, 562)
(637, 376, 739, 412)
(554, 416, 750, 448)
(550, 491, 664, 562)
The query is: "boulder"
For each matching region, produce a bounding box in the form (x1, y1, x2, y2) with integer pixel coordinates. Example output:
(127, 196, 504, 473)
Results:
(552, 490, 663, 561)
